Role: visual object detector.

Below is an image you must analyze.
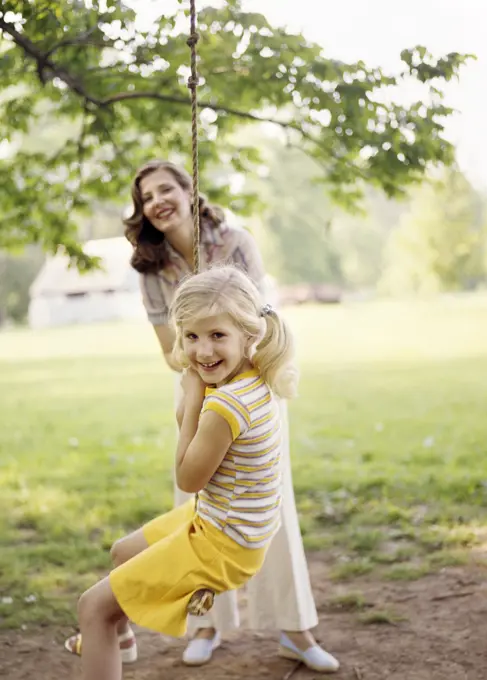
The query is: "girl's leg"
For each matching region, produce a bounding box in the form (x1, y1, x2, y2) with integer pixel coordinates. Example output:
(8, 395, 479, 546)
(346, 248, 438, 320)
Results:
(110, 528, 149, 638)
(78, 577, 126, 680)
(65, 528, 149, 661)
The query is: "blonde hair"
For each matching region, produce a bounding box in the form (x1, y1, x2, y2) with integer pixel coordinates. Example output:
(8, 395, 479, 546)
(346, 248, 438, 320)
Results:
(169, 266, 299, 399)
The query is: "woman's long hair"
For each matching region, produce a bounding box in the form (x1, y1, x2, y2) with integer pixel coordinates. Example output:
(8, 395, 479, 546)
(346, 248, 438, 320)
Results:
(124, 161, 225, 274)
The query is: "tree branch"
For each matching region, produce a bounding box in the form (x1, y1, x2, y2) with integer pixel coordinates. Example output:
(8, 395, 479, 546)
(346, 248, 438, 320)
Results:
(0, 17, 303, 132)
(0, 17, 327, 161)
(44, 26, 109, 58)
(0, 17, 100, 105)
(100, 90, 302, 132)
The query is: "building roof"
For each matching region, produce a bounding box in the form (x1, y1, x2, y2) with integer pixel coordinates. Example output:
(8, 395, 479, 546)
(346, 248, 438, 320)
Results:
(30, 237, 139, 297)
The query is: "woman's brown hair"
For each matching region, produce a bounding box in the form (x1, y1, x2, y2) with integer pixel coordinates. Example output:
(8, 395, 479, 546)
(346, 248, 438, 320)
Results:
(124, 160, 225, 274)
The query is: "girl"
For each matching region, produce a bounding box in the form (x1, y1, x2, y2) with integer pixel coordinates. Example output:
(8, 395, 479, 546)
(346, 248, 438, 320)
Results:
(76, 265, 298, 680)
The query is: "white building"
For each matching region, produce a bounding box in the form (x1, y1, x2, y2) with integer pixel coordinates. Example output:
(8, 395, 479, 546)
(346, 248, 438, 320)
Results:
(28, 237, 145, 329)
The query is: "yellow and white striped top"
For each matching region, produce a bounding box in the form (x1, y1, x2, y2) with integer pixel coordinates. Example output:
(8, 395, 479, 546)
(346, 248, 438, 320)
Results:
(197, 369, 282, 549)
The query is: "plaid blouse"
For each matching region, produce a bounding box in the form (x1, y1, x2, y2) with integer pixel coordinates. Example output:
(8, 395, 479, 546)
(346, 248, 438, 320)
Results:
(139, 220, 266, 325)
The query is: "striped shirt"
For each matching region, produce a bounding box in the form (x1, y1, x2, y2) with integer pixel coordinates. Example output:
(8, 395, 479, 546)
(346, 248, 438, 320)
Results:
(198, 369, 282, 549)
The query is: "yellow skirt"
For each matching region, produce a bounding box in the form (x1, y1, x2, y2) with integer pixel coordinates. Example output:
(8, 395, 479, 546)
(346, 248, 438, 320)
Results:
(109, 500, 266, 638)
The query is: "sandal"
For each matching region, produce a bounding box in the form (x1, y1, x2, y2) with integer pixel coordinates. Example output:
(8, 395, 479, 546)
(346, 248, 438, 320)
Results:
(64, 630, 138, 664)
(187, 588, 215, 616)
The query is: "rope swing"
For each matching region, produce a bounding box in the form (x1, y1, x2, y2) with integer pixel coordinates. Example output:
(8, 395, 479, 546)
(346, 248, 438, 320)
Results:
(185, 1, 216, 618)
(187, 0, 200, 274)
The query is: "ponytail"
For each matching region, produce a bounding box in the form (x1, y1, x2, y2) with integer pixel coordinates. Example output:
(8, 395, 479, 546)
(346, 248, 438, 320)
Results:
(252, 308, 299, 399)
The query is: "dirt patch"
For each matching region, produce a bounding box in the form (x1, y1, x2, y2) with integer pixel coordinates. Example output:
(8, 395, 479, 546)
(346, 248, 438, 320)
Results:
(1, 555, 486, 679)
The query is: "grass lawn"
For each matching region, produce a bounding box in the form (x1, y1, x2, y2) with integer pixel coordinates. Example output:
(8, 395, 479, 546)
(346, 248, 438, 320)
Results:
(1, 294, 487, 629)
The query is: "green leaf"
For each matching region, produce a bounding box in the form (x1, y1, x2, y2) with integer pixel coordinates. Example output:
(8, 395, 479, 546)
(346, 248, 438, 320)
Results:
(0, 1, 473, 268)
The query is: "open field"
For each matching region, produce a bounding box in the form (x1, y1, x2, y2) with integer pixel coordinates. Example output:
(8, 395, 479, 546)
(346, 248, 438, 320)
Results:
(1, 294, 487, 678)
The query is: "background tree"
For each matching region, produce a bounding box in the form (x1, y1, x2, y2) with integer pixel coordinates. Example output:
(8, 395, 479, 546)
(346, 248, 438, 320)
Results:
(0, 0, 472, 267)
(243, 129, 410, 287)
(380, 168, 486, 294)
(244, 138, 341, 285)
(0, 247, 43, 323)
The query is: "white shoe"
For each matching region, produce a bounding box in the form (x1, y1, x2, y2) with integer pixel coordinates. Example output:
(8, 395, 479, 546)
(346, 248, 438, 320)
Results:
(279, 633, 339, 673)
(182, 632, 221, 666)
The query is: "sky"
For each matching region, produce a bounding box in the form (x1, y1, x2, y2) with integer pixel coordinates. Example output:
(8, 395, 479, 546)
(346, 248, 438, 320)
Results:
(244, 0, 486, 189)
(136, 0, 487, 189)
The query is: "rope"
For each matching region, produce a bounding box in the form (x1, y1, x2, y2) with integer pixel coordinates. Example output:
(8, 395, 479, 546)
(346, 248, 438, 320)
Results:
(184, 8, 219, 617)
(187, 0, 200, 515)
(187, 0, 200, 274)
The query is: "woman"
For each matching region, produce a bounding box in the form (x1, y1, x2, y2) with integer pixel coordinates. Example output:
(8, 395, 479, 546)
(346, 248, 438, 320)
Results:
(115, 160, 338, 672)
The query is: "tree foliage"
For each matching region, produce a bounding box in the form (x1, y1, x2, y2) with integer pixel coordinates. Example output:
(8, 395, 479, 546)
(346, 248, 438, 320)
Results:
(0, 247, 43, 323)
(0, 0, 473, 267)
(380, 169, 486, 294)
(245, 139, 341, 284)
(245, 132, 411, 288)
